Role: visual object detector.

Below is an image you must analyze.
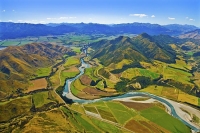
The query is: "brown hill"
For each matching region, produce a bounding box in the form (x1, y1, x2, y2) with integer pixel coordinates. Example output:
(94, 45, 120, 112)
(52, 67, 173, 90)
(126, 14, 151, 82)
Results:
(0, 43, 73, 99)
(179, 29, 200, 39)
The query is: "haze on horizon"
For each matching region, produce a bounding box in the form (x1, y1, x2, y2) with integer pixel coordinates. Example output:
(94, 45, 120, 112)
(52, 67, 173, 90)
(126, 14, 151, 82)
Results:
(0, 0, 199, 27)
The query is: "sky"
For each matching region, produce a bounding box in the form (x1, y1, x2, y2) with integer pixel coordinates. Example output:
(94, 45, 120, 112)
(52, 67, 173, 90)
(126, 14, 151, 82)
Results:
(0, 0, 200, 27)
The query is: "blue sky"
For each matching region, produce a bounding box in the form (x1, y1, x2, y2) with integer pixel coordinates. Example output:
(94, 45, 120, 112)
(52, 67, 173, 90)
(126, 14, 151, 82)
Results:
(0, 0, 199, 27)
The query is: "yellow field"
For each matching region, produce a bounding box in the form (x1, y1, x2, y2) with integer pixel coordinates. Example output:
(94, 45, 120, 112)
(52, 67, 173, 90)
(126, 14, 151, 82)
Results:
(73, 79, 87, 91)
(140, 85, 163, 96)
(178, 91, 199, 106)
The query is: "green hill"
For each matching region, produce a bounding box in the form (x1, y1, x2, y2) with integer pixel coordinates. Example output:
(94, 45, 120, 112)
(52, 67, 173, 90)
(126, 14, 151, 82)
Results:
(91, 33, 176, 67)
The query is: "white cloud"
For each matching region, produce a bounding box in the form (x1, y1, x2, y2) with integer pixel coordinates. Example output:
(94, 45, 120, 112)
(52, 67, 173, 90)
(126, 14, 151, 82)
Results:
(69, 17, 76, 19)
(59, 17, 68, 19)
(2, 10, 5, 12)
(189, 18, 195, 21)
(8, 20, 13, 22)
(186, 17, 189, 19)
(12, 10, 15, 12)
(129, 14, 148, 18)
(47, 17, 57, 20)
(168, 17, 175, 20)
(151, 15, 155, 18)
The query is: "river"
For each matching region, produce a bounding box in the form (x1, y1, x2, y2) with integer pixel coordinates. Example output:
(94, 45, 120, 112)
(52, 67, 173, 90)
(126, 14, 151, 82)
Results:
(62, 58, 200, 132)
(0, 47, 7, 50)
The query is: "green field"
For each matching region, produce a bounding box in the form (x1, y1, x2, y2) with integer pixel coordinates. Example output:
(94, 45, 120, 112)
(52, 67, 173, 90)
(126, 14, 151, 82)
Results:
(122, 68, 159, 80)
(60, 71, 79, 85)
(106, 101, 137, 124)
(141, 106, 190, 133)
(71, 46, 81, 53)
(64, 56, 80, 67)
(36, 67, 51, 77)
(33, 91, 54, 108)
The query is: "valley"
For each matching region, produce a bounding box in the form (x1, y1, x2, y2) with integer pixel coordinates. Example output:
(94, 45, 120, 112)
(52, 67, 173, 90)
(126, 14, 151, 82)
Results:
(0, 30, 200, 132)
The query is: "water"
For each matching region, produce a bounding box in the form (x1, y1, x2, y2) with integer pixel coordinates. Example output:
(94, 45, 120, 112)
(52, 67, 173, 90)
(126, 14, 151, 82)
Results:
(0, 47, 6, 50)
(62, 58, 200, 132)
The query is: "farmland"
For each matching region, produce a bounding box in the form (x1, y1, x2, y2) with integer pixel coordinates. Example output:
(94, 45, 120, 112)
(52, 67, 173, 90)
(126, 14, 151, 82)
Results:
(26, 78, 48, 93)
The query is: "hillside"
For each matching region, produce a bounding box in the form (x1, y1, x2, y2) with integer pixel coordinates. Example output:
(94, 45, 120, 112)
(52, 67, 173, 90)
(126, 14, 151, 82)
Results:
(179, 29, 200, 39)
(90, 33, 176, 67)
(0, 43, 73, 99)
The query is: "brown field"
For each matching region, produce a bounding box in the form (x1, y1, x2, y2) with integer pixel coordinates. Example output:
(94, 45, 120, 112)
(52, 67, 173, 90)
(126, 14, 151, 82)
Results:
(80, 75, 92, 86)
(125, 119, 151, 133)
(77, 91, 100, 99)
(83, 87, 114, 96)
(120, 102, 154, 111)
(64, 66, 79, 72)
(25, 78, 47, 93)
(104, 88, 117, 92)
(139, 121, 161, 133)
(76, 87, 116, 99)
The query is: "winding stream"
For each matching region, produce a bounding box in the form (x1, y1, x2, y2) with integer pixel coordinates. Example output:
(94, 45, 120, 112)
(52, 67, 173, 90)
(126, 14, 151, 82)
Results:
(62, 58, 200, 132)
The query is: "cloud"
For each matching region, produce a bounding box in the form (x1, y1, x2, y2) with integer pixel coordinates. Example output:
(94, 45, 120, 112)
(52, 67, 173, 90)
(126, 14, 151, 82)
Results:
(186, 17, 189, 19)
(12, 10, 15, 12)
(151, 15, 155, 18)
(189, 18, 195, 21)
(59, 17, 68, 19)
(46, 17, 57, 20)
(8, 20, 13, 22)
(129, 14, 148, 18)
(2, 10, 5, 12)
(168, 17, 175, 20)
(69, 17, 76, 19)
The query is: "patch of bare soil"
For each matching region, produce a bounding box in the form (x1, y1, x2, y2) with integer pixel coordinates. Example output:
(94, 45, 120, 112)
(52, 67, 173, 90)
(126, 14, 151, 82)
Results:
(79, 75, 92, 86)
(25, 78, 47, 93)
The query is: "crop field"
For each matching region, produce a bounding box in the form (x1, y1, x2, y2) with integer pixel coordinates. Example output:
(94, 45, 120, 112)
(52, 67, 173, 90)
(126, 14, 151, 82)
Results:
(150, 60, 192, 84)
(199, 98, 200, 106)
(71, 46, 81, 53)
(60, 69, 79, 86)
(26, 78, 47, 93)
(141, 106, 190, 133)
(32, 91, 55, 108)
(178, 91, 199, 106)
(35, 67, 51, 77)
(64, 56, 80, 67)
(161, 87, 179, 101)
(140, 85, 163, 96)
(121, 68, 159, 80)
(141, 85, 199, 106)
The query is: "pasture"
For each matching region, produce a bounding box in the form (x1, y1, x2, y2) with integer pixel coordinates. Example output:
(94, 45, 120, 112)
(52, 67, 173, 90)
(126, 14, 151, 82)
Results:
(141, 106, 190, 133)
(32, 91, 55, 108)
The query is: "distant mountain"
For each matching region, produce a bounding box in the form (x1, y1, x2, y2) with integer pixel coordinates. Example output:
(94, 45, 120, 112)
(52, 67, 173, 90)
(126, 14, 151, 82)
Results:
(0, 22, 198, 40)
(90, 33, 176, 67)
(179, 29, 200, 39)
(163, 24, 199, 34)
(0, 43, 73, 98)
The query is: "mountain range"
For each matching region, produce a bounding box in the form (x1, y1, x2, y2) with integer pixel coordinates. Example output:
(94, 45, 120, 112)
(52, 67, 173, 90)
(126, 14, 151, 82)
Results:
(0, 22, 199, 40)
(90, 33, 176, 67)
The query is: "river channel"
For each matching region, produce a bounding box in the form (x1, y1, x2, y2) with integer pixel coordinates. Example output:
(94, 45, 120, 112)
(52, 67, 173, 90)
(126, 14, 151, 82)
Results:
(62, 58, 200, 132)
